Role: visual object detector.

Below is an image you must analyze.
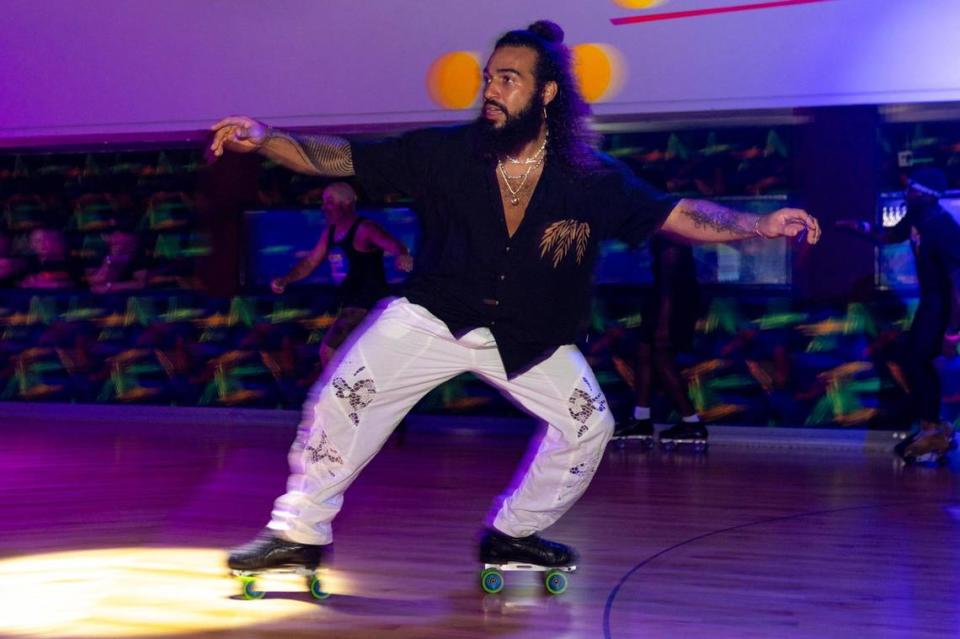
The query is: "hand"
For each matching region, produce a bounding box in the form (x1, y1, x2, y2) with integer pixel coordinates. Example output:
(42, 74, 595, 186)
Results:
(757, 208, 821, 244)
(270, 278, 286, 294)
(394, 254, 414, 273)
(208, 116, 269, 158)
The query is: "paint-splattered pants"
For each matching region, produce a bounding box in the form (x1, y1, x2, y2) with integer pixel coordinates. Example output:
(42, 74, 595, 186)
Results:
(268, 298, 614, 545)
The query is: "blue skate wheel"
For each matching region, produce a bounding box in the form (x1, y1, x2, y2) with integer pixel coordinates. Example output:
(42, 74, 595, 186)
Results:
(308, 575, 331, 600)
(480, 568, 504, 594)
(545, 570, 568, 595)
(239, 575, 265, 600)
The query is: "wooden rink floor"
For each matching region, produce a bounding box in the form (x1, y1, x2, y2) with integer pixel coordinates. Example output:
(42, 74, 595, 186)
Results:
(1, 407, 959, 639)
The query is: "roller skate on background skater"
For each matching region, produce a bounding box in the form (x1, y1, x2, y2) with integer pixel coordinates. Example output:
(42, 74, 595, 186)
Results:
(659, 418, 709, 452)
(611, 417, 655, 449)
(478, 528, 577, 595)
(228, 530, 331, 600)
(894, 421, 957, 466)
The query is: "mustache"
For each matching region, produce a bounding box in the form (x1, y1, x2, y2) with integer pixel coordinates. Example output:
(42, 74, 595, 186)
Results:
(484, 99, 507, 113)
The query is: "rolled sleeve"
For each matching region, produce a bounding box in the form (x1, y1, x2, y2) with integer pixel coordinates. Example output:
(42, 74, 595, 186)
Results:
(603, 161, 677, 247)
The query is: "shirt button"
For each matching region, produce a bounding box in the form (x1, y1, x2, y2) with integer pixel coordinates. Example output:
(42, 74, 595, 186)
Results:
(489, 320, 496, 327)
(499, 274, 506, 281)
(505, 246, 511, 252)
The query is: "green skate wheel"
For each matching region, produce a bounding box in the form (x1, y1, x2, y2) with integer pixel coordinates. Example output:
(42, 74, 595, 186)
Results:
(239, 575, 265, 600)
(544, 570, 568, 595)
(308, 574, 331, 600)
(480, 568, 504, 594)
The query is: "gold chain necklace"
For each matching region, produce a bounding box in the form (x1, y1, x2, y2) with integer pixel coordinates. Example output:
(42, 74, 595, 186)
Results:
(497, 155, 544, 206)
(505, 135, 548, 165)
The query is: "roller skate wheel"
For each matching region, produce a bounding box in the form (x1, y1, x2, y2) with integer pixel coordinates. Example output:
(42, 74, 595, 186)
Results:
(239, 575, 264, 600)
(480, 568, 504, 594)
(544, 570, 568, 595)
(308, 574, 331, 600)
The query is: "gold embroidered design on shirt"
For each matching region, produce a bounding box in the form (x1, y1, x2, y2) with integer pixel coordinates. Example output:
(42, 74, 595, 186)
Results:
(539, 220, 590, 267)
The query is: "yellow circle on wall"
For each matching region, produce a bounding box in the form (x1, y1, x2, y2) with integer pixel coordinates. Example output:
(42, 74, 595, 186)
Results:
(572, 44, 624, 103)
(427, 51, 481, 110)
(613, 0, 665, 8)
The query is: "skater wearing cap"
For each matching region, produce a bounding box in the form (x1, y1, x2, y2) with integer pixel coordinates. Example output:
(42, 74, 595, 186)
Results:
(837, 167, 960, 462)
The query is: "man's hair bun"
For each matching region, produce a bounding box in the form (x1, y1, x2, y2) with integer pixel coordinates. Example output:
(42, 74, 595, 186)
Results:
(528, 20, 564, 44)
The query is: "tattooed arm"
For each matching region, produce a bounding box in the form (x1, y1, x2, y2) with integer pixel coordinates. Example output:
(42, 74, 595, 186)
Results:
(208, 116, 354, 176)
(659, 198, 821, 244)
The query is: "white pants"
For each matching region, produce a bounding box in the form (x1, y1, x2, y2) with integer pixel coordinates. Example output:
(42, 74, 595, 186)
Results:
(269, 298, 614, 544)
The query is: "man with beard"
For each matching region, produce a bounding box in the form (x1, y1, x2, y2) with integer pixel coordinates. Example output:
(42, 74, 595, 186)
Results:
(210, 20, 820, 582)
(837, 167, 960, 463)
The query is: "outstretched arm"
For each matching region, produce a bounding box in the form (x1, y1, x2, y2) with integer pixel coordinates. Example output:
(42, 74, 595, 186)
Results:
(835, 216, 912, 244)
(209, 116, 354, 177)
(271, 232, 330, 294)
(659, 198, 821, 244)
(357, 221, 413, 272)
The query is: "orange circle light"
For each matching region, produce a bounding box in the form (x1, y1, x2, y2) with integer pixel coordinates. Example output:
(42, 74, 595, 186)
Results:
(613, 0, 665, 8)
(572, 44, 624, 103)
(427, 51, 481, 110)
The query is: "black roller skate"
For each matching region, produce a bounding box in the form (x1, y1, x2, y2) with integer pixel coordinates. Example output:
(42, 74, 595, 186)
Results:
(894, 422, 956, 466)
(478, 528, 577, 595)
(228, 530, 331, 600)
(658, 421, 709, 452)
(611, 417, 655, 449)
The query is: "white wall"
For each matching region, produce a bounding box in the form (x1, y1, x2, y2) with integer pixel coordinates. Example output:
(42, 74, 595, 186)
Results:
(2, 0, 959, 146)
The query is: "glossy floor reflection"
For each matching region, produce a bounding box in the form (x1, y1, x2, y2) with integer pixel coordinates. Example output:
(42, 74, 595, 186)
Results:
(1, 410, 957, 638)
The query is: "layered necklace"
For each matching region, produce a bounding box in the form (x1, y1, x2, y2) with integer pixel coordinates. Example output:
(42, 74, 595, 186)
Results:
(497, 135, 548, 207)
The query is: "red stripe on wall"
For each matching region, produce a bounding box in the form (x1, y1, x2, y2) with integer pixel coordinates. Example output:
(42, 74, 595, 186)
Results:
(611, 0, 834, 25)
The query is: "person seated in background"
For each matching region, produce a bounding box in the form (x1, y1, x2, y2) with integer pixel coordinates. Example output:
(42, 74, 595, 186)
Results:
(19, 226, 76, 289)
(87, 223, 150, 294)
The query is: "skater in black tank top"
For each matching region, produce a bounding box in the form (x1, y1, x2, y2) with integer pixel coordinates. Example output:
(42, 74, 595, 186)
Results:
(271, 182, 412, 369)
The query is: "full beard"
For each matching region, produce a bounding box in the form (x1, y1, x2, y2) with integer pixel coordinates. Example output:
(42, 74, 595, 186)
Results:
(475, 93, 545, 159)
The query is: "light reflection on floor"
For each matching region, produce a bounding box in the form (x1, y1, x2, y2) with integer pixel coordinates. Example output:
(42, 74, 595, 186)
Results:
(0, 548, 347, 638)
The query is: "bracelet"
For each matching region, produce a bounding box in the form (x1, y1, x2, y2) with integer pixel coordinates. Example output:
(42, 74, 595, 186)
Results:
(753, 216, 765, 239)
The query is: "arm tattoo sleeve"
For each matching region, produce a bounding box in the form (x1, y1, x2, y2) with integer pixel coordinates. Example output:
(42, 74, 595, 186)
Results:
(261, 130, 354, 176)
(678, 199, 756, 239)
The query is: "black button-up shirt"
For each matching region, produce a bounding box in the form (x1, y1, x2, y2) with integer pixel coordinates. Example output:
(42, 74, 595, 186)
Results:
(352, 124, 675, 377)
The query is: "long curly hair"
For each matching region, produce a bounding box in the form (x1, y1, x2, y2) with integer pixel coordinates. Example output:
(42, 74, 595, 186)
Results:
(494, 20, 600, 175)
